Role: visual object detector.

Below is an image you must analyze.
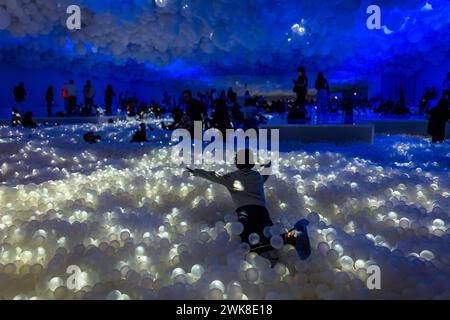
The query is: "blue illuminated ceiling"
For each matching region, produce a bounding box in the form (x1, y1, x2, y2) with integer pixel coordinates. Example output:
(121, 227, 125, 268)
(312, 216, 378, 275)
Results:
(0, 0, 449, 83)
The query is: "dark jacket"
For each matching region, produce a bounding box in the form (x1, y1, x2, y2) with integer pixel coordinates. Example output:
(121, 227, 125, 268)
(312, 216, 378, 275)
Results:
(14, 85, 26, 102)
(186, 98, 204, 122)
(293, 76, 308, 95)
(315, 78, 329, 91)
(46, 88, 54, 103)
(427, 104, 449, 136)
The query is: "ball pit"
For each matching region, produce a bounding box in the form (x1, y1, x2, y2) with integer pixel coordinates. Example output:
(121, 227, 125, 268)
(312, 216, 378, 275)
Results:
(0, 122, 448, 300)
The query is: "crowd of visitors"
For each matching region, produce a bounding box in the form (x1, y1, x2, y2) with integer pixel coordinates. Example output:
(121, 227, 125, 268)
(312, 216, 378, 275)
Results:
(7, 70, 450, 143)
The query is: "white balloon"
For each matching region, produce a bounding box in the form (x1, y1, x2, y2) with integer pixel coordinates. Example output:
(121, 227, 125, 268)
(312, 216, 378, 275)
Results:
(270, 236, 284, 249)
(0, 8, 12, 30)
(248, 233, 260, 245)
(230, 222, 244, 235)
(155, 0, 168, 8)
(245, 268, 259, 282)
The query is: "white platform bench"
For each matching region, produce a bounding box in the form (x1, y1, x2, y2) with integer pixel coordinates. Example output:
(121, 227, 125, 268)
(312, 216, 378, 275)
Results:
(260, 124, 375, 144)
(0, 115, 127, 126)
(368, 119, 450, 138)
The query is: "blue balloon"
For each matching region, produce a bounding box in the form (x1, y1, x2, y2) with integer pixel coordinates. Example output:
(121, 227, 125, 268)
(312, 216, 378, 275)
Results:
(384, 10, 406, 31)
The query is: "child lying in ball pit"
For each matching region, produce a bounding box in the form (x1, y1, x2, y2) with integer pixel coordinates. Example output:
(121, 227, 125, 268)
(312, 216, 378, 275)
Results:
(186, 149, 311, 260)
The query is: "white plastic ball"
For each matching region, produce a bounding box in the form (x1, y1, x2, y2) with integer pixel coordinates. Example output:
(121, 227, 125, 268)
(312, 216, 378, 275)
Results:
(269, 235, 283, 249)
(432, 219, 445, 229)
(270, 225, 283, 237)
(239, 242, 251, 253)
(318, 242, 330, 255)
(354, 259, 366, 270)
(48, 277, 64, 291)
(199, 231, 210, 243)
(106, 290, 122, 300)
(0, 8, 11, 30)
(248, 233, 260, 245)
(263, 227, 271, 238)
(327, 249, 339, 263)
(120, 230, 131, 241)
(274, 263, 287, 276)
(191, 264, 205, 278)
(419, 250, 435, 261)
(227, 282, 243, 300)
(171, 268, 185, 278)
(208, 288, 223, 300)
(182, 170, 191, 178)
(209, 280, 225, 293)
(245, 268, 259, 282)
(307, 212, 320, 224)
(399, 218, 410, 228)
(155, 0, 168, 8)
(230, 222, 244, 235)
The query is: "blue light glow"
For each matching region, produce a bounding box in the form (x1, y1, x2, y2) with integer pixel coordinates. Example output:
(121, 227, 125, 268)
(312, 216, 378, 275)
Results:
(0, 0, 448, 83)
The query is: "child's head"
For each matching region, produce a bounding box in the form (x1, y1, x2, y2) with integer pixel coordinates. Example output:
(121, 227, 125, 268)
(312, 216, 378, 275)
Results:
(235, 149, 255, 170)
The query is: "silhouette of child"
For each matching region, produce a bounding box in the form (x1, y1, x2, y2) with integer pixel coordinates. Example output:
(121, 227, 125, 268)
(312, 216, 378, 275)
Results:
(131, 123, 149, 143)
(83, 132, 101, 144)
(427, 98, 450, 143)
(22, 112, 37, 128)
(186, 149, 311, 260)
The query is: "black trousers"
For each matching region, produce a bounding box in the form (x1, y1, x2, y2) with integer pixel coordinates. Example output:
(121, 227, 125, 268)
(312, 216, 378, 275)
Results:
(236, 205, 274, 246)
(296, 92, 307, 108)
(68, 96, 77, 114)
(85, 97, 93, 114)
(429, 126, 447, 143)
(105, 100, 113, 114)
(432, 134, 445, 143)
(47, 101, 53, 116)
(443, 90, 450, 100)
(236, 205, 297, 255)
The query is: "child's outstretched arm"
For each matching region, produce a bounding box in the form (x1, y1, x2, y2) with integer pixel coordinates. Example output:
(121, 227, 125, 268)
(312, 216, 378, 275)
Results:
(186, 167, 233, 188)
(260, 161, 272, 183)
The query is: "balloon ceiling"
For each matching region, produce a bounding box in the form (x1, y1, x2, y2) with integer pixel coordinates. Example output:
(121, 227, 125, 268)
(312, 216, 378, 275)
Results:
(0, 0, 449, 83)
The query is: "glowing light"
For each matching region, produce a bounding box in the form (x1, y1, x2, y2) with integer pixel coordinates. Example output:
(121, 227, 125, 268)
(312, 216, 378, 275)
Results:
(155, 0, 168, 8)
(291, 23, 306, 36)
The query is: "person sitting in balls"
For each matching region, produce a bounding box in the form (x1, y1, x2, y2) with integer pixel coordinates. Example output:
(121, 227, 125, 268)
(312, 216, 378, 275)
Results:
(427, 98, 450, 143)
(131, 123, 149, 143)
(185, 149, 311, 260)
(83, 132, 101, 144)
(161, 108, 193, 135)
(22, 111, 37, 128)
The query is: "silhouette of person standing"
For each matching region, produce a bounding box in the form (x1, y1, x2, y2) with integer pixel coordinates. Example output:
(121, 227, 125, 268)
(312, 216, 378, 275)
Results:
(13, 82, 26, 115)
(184, 90, 205, 123)
(66, 80, 77, 114)
(104, 84, 115, 115)
(427, 98, 450, 143)
(443, 72, 450, 99)
(293, 66, 308, 108)
(46, 86, 54, 116)
(315, 72, 329, 114)
(83, 80, 96, 115)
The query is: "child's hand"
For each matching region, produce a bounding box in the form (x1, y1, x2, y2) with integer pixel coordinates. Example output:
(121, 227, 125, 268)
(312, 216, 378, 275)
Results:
(185, 167, 194, 173)
(183, 167, 194, 178)
(261, 161, 272, 168)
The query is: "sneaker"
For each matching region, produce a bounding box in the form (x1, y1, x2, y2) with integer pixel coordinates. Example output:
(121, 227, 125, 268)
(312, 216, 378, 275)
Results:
(283, 230, 297, 246)
(292, 219, 312, 260)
